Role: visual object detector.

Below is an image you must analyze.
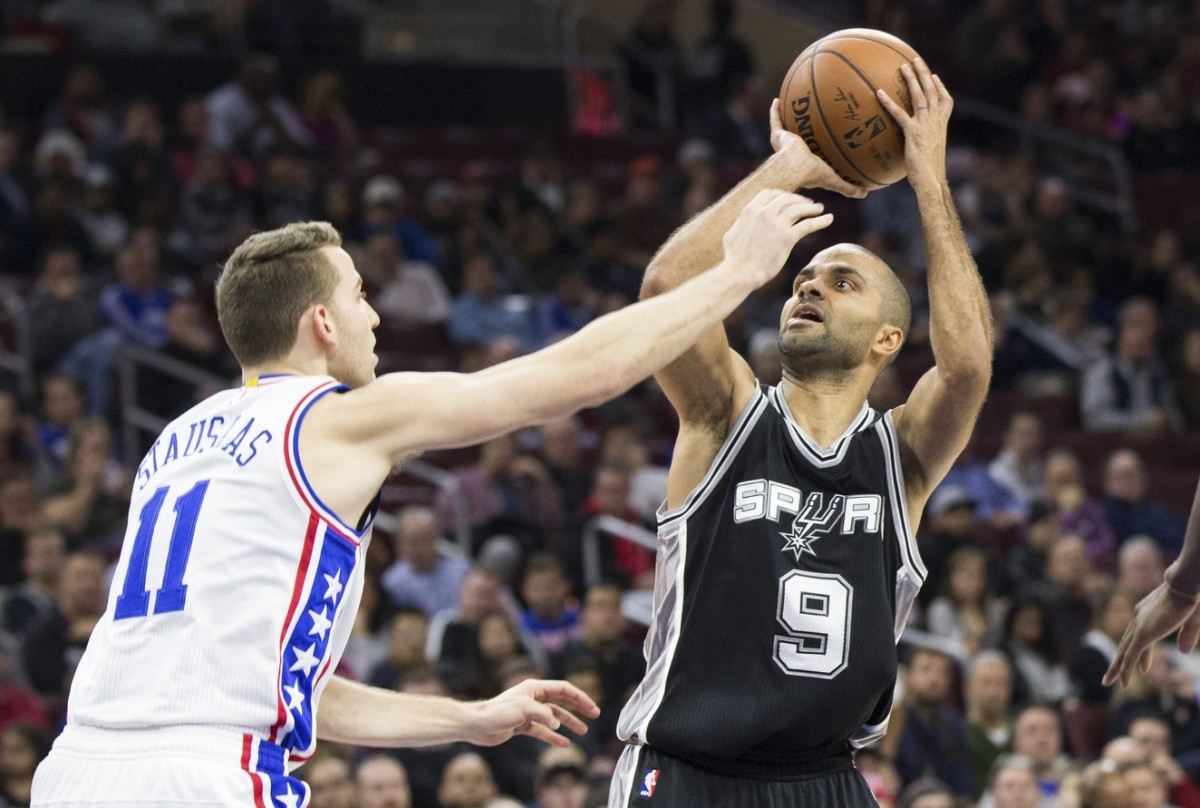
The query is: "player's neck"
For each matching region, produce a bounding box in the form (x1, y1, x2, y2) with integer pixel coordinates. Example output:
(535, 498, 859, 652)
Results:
(777, 375, 873, 449)
(241, 357, 328, 384)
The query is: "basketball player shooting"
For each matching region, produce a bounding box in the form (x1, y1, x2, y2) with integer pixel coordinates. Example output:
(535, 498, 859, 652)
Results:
(31, 191, 834, 805)
(608, 58, 992, 807)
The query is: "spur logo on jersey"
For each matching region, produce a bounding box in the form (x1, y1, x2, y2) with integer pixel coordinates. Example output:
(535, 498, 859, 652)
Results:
(640, 768, 660, 797)
(733, 480, 883, 555)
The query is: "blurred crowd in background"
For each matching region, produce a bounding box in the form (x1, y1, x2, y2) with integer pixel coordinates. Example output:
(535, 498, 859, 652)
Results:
(0, 1, 1197, 807)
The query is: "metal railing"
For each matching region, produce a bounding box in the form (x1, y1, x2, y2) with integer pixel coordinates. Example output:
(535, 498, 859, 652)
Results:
(581, 513, 658, 626)
(0, 285, 35, 404)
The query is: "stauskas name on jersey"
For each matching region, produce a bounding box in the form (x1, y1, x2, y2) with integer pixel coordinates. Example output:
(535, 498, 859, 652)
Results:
(732, 480, 883, 546)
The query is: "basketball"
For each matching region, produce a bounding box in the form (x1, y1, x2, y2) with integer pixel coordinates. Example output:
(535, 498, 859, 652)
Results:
(779, 29, 922, 189)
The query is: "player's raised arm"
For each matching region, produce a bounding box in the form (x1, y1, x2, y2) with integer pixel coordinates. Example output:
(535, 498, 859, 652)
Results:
(1104, 478, 1200, 687)
(877, 60, 992, 509)
(315, 190, 832, 467)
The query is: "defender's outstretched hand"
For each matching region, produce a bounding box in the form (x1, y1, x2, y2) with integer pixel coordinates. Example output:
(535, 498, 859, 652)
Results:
(875, 58, 952, 191)
(722, 189, 833, 287)
(1104, 583, 1200, 688)
(770, 98, 867, 199)
(470, 678, 601, 747)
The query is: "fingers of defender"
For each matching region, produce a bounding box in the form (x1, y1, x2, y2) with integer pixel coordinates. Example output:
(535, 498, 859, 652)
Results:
(1105, 625, 1140, 687)
(522, 720, 571, 747)
(1180, 611, 1200, 653)
(789, 212, 834, 240)
(748, 188, 791, 211)
(550, 703, 589, 735)
(775, 195, 824, 223)
(530, 679, 601, 718)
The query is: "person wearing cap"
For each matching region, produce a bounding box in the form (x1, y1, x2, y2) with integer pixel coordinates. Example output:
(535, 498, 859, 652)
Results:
(361, 175, 441, 267)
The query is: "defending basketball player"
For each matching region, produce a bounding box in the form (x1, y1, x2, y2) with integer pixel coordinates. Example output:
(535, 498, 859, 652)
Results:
(608, 58, 991, 807)
(31, 191, 834, 806)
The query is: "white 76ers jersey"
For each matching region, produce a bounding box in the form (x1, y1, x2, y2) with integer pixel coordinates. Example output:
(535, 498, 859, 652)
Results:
(67, 375, 375, 766)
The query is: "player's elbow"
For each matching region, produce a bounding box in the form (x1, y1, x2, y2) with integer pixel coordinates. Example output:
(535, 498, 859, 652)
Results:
(941, 360, 992, 398)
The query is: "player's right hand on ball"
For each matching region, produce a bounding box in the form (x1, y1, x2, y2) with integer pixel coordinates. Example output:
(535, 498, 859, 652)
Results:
(770, 98, 867, 199)
(722, 189, 832, 287)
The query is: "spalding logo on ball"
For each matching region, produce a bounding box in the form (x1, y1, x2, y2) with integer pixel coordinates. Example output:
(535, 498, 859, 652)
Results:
(780, 28, 921, 189)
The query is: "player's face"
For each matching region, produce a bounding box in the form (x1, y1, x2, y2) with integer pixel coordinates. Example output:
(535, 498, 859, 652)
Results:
(777, 246, 892, 378)
(322, 247, 380, 388)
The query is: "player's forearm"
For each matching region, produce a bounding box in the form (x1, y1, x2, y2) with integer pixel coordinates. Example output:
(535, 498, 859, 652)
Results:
(642, 152, 805, 298)
(1165, 481, 1200, 596)
(916, 180, 992, 386)
(317, 676, 476, 747)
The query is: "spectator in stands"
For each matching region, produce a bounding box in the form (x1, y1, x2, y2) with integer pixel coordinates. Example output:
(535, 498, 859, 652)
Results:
(619, 0, 684, 129)
(426, 566, 529, 682)
(431, 433, 565, 558)
(41, 64, 115, 149)
(552, 582, 643, 718)
(180, 148, 255, 263)
(9, 179, 93, 276)
(538, 417, 593, 544)
(1126, 715, 1200, 808)
(361, 231, 450, 326)
(25, 245, 97, 377)
(580, 464, 653, 590)
(611, 156, 678, 272)
(1102, 449, 1187, 553)
(1000, 595, 1072, 708)
(518, 554, 580, 656)
(2, 527, 65, 639)
(106, 99, 176, 228)
(1011, 705, 1072, 799)
(298, 71, 359, 154)
(1042, 448, 1117, 568)
(892, 646, 973, 797)
(0, 722, 50, 807)
(447, 253, 539, 355)
(1111, 647, 1200, 762)
(1039, 533, 1099, 661)
(367, 609, 430, 691)
(0, 128, 29, 256)
(302, 755, 357, 808)
(77, 166, 127, 263)
(318, 179, 361, 246)
(937, 437, 1025, 531)
(927, 546, 1004, 655)
(532, 264, 595, 347)
(356, 753, 411, 808)
(531, 754, 589, 808)
(965, 651, 1015, 799)
(1029, 177, 1097, 266)
(438, 751, 498, 808)
(136, 298, 226, 420)
(1082, 298, 1183, 432)
(511, 141, 565, 220)
(41, 418, 129, 548)
(598, 418, 668, 524)
(360, 175, 441, 268)
(1174, 326, 1200, 428)
(1117, 537, 1166, 601)
(980, 754, 1044, 808)
(988, 412, 1046, 513)
(205, 54, 315, 158)
(0, 471, 42, 588)
(697, 74, 771, 165)
(688, 0, 755, 115)
(0, 646, 47, 739)
(470, 610, 538, 699)
(1002, 501, 1058, 597)
(918, 485, 982, 608)
(0, 393, 29, 481)
(1121, 759, 1173, 808)
(253, 148, 316, 230)
(897, 779, 954, 808)
(1071, 586, 1135, 707)
(381, 505, 469, 618)
(21, 549, 105, 701)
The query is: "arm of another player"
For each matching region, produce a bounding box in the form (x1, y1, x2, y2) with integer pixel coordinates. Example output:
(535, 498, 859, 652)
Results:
(1104, 478, 1200, 687)
(317, 675, 599, 748)
(320, 191, 833, 461)
(878, 60, 993, 510)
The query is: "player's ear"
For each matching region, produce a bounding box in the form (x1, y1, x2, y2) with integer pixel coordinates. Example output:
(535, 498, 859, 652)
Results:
(873, 324, 903, 360)
(308, 304, 337, 347)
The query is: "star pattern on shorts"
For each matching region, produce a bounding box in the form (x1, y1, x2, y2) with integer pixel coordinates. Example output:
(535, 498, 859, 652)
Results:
(323, 568, 343, 602)
(289, 643, 320, 677)
(283, 681, 306, 712)
(307, 605, 332, 641)
(276, 783, 300, 808)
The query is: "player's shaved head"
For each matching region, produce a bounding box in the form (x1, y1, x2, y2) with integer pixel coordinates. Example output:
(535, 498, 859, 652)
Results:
(815, 243, 911, 337)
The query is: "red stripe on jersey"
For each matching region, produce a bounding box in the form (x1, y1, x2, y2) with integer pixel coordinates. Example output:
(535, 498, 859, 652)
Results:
(270, 512, 321, 743)
(282, 382, 362, 547)
(241, 734, 268, 808)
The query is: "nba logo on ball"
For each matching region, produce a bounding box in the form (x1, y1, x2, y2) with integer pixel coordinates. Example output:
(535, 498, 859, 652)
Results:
(640, 768, 660, 797)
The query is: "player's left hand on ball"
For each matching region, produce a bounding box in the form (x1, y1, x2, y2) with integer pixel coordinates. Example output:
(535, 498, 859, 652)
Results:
(1103, 582, 1200, 688)
(770, 98, 866, 200)
(470, 678, 600, 747)
(875, 57, 952, 189)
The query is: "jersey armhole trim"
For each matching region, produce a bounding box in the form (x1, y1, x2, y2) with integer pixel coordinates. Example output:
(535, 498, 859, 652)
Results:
(284, 381, 376, 544)
(878, 411, 927, 582)
(657, 387, 768, 527)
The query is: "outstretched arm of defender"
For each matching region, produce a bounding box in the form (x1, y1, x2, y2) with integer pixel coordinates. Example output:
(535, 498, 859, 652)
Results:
(879, 61, 992, 509)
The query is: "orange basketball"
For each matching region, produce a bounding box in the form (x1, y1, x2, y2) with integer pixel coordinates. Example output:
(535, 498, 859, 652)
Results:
(779, 28, 921, 189)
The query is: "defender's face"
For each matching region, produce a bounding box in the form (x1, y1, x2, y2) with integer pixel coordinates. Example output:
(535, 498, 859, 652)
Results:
(777, 246, 889, 371)
(323, 246, 380, 388)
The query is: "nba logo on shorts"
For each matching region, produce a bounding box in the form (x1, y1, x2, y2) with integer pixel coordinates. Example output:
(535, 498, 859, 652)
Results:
(640, 768, 660, 797)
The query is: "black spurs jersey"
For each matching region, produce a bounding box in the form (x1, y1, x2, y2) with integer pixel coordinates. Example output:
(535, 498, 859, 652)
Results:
(616, 384, 925, 772)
